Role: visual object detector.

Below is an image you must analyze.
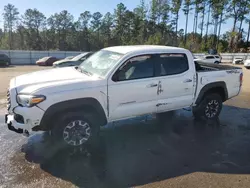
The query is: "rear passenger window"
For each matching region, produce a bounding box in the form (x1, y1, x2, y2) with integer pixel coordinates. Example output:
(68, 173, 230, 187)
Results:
(156, 54, 189, 76)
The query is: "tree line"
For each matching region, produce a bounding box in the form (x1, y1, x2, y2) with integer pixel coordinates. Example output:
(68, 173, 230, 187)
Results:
(1, 0, 250, 53)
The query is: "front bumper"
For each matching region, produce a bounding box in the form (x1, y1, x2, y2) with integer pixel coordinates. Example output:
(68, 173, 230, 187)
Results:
(5, 106, 45, 135)
(6, 82, 46, 135)
(5, 114, 24, 134)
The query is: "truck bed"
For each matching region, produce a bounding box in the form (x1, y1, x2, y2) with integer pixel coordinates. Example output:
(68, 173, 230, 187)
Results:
(195, 62, 241, 72)
(194, 61, 242, 105)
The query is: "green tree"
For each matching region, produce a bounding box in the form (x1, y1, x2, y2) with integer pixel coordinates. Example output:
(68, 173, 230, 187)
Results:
(199, 0, 208, 42)
(244, 3, 250, 47)
(134, 0, 148, 43)
(204, 2, 211, 50)
(78, 11, 91, 29)
(211, 0, 222, 47)
(183, 0, 192, 46)
(100, 12, 113, 47)
(22, 8, 46, 50)
(150, 0, 158, 23)
(15, 23, 26, 50)
(113, 3, 127, 44)
(78, 11, 92, 50)
(216, 0, 229, 49)
(2, 4, 19, 49)
(90, 12, 103, 49)
(228, 0, 248, 51)
(238, 0, 249, 33)
(47, 10, 74, 50)
(171, 0, 183, 45)
(246, 18, 250, 46)
(0, 28, 4, 47)
(91, 12, 102, 30)
(192, 0, 202, 35)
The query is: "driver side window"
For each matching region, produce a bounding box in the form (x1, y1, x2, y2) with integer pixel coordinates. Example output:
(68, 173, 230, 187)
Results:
(112, 55, 154, 82)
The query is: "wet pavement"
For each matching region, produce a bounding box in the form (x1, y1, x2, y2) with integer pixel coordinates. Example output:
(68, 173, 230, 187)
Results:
(0, 65, 250, 188)
(0, 98, 250, 188)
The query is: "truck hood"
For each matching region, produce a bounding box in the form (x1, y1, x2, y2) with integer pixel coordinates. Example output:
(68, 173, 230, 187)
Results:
(14, 67, 101, 93)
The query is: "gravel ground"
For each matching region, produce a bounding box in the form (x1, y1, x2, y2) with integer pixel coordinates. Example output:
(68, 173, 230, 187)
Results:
(0, 65, 249, 188)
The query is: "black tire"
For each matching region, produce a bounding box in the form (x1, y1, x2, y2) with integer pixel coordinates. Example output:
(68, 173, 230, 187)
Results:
(192, 93, 222, 120)
(214, 61, 219, 64)
(51, 111, 100, 149)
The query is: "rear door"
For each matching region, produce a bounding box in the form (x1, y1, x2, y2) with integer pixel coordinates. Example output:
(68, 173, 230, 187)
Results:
(108, 54, 159, 121)
(155, 53, 195, 112)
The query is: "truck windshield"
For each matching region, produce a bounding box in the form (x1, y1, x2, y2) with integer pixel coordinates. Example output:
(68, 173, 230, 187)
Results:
(78, 50, 123, 77)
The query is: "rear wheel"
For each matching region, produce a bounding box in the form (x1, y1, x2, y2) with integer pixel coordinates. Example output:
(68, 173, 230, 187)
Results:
(192, 93, 222, 120)
(214, 61, 219, 64)
(51, 111, 100, 148)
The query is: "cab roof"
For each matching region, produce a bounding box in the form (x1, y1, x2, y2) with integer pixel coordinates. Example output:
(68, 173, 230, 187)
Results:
(104, 45, 188, 55)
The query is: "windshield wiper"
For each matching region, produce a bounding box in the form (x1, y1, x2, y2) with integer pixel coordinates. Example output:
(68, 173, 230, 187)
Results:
(77, 67, 92, 76)
(82, 69, 93, 76)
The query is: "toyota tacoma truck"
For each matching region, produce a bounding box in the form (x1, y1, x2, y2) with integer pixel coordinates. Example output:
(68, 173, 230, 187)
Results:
(5, 45, 243, 147)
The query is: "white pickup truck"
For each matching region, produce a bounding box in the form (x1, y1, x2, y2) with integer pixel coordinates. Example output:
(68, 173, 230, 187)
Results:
(5, 45, 243, 147)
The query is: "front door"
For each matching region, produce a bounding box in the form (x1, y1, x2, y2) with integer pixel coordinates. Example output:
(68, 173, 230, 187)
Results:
(108, 54, 159, 121)
(155, 53, 195, 112)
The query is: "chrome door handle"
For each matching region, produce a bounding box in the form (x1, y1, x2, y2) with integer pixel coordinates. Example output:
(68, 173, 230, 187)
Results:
(146, 83, 158, 88)
(183, 79, 192, 83)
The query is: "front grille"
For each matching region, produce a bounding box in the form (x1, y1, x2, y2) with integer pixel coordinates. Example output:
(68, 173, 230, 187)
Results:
(7, 89, 11, 110)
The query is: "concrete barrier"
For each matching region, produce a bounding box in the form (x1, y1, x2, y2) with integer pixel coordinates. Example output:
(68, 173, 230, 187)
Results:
(194, 53, 250, 63)
(0, 50, 82, 65)
(0, 50, 250, 65)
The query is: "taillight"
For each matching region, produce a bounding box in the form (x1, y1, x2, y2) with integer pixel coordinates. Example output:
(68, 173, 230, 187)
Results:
(240, 73, 243, 86)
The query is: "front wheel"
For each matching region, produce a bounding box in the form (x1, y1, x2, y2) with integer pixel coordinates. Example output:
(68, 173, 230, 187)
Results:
(52, 112, 100, 148)
(192, 93, 222, 120)
(214, 61, 219, 64)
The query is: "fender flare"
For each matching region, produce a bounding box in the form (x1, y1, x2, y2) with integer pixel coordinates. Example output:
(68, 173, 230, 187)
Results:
(195, 81, 228, 104)
(38, 98, 107, 131)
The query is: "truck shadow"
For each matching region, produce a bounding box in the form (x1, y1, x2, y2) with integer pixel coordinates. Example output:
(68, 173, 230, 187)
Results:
(21, 105, 250, 188)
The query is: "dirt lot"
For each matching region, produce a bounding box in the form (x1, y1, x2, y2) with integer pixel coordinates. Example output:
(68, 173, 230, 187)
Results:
(0, 66, 50, 99)
(0, 65, 249, 188)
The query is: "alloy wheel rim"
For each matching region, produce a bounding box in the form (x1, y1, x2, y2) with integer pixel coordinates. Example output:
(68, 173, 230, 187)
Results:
(205, 99, 219, 118)
(63, 120, 91, 146)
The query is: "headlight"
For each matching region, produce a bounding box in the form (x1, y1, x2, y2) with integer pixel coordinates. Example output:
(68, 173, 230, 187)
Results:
(17, 94, 46, 107)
